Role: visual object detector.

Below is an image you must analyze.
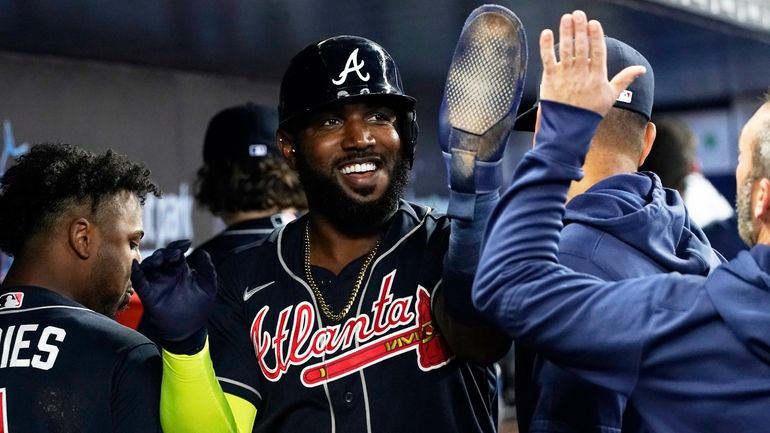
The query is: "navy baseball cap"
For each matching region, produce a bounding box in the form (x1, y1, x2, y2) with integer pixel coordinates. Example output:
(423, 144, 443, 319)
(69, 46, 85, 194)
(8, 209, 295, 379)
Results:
(202, 103, 280, 164)
(547, 36, 654, 120)
(603, 37, 654, 120)
(514, 37, 654, 131)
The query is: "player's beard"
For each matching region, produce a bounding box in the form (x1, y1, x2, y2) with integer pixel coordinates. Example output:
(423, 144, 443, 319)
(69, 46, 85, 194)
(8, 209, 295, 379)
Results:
(294, 149, 410, 236)
(83, 249, 129, 319)
(737, 177, 756, 247)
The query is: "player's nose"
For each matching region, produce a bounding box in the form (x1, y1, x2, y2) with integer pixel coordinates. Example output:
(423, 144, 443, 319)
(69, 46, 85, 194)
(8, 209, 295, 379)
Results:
(341, 118, 375, 150)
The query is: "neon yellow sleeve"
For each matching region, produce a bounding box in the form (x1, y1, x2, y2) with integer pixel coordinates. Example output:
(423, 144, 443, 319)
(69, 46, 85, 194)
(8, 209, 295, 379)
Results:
(159, 338, 257, 433)
(225, 393, 257, 433)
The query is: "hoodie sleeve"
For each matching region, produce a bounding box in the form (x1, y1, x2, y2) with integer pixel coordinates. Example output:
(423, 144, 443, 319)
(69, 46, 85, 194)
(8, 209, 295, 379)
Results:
(473, 101, 657, 396)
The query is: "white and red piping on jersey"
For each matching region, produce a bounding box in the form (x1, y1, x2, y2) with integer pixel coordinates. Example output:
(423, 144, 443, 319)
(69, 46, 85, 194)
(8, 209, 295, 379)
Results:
(0, 305, 91, 316)
(267, 208, 447, 433)
(275, 221, 337, 433)
(220, 228, 274, 236)
(216, 376, 261, 402)
(354, 207, 436, 433)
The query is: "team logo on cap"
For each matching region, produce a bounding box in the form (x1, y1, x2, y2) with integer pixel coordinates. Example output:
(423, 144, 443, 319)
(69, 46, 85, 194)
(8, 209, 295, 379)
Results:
(617, 90, 633, 104)
(332, 48, 370, 85)
(249, 144, 269, 157)
(0, 292, 23, 310)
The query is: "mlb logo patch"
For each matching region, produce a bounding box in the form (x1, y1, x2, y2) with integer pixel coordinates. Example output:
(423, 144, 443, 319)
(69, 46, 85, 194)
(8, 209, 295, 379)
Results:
(248, 144, 268, 157)
(616, 90, 633, 103)
(0, 292, 23, 310)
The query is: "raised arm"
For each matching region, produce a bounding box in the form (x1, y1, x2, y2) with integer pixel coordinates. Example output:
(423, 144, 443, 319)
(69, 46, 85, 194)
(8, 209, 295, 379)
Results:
(472, 11, 653, 395)
(429, 5, 528, 364)
(131, 240, 255, 433)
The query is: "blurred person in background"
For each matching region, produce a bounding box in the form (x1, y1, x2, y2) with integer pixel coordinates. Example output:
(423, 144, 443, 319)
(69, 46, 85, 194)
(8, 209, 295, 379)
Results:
(117, 103, 306, 331)
(640, 115, 746, 259)
(193, 102, 307, 264)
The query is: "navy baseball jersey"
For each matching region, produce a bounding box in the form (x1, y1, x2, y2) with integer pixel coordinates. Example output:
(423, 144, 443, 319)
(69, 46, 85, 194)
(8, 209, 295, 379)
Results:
(195, 212, 297, 267)
(0, 286, 162, 433)
(133, 212, 295, 336)
(209, 201, 497, 433)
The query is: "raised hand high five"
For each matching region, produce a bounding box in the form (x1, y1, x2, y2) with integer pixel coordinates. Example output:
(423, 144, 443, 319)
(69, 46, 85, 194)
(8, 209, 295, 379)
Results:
(539, 10, 647, 117)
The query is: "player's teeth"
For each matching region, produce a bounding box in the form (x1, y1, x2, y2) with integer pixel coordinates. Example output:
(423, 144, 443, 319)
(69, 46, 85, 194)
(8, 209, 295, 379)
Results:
(341, 162, 376, 174)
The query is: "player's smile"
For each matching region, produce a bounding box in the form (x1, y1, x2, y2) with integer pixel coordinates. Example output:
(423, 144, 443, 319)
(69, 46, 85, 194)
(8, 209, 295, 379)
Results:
(335, 156, 386, 195)
(286, 101, 410, 234)
(293, 102, 401, 203)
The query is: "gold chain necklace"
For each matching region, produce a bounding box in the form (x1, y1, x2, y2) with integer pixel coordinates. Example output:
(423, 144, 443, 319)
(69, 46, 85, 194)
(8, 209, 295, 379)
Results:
(303, 221, 381, 322)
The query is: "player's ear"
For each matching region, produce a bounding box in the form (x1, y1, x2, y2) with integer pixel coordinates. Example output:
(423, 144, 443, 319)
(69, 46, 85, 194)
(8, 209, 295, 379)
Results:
(278, 130, 297, 169)
(68, 217, 93, 260)
(638, 121, 656, 166)
(754, 178, 770, 221)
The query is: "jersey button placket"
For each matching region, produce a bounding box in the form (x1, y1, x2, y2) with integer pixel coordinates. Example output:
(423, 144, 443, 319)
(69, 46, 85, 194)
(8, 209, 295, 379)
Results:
(344, 391, 354, 405)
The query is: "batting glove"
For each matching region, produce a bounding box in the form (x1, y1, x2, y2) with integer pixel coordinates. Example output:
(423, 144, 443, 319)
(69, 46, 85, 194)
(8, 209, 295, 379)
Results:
(131, 239, 217, 355)
(439, 4, 527, 220)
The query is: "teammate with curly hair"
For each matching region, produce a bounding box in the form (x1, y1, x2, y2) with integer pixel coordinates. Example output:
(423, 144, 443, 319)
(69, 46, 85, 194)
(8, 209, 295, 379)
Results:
(0, 143, 163, 432)
(194, 103, 306, 266)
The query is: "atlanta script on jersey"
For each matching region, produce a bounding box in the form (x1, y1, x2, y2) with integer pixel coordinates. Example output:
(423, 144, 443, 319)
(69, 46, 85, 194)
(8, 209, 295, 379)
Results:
(208, 201, 498, 433)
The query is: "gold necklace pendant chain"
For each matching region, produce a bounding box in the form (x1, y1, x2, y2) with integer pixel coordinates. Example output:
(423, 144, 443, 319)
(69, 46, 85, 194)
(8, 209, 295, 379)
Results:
(304, 221, 381, 322)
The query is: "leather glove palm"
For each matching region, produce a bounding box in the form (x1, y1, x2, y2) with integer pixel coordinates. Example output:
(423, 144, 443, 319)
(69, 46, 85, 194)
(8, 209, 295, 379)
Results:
(439, 4, 527, 220)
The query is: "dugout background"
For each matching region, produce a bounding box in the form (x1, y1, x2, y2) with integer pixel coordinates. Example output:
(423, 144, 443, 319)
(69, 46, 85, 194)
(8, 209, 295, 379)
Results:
(0, 0, 768, 254)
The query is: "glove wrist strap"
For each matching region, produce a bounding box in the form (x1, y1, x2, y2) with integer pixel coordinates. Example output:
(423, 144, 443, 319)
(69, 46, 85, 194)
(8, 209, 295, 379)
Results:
(443, 150, 502, 221)
(162, 327, 208, 355)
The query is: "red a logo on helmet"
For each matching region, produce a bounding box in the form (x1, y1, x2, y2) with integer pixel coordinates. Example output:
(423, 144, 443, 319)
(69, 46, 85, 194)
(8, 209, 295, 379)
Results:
(332, 48, 371, 85)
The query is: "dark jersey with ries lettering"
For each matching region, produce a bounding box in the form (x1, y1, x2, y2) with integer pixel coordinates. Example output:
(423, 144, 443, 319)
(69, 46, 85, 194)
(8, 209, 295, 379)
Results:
(0, 286, 162, 433)
(209, 201, 498, 433)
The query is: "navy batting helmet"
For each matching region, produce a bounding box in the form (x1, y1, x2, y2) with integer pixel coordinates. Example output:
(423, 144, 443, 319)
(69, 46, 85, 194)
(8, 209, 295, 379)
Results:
(278, 35, 419, 165)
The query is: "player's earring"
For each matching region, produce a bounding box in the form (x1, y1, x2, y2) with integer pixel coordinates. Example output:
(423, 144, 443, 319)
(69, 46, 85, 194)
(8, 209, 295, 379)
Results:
(291, 147, 296, 154)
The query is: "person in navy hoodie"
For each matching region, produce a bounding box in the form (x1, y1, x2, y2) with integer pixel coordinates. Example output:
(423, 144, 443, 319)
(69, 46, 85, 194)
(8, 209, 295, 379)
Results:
(475, 10, 770, 433)
(513, 38, 725, 433)
(640, 116, 746, 261)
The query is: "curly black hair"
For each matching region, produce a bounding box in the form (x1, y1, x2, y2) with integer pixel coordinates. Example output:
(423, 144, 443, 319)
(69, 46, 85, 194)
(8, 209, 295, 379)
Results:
(0, 143, 161, 256)
(195, 156, 306, 215)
